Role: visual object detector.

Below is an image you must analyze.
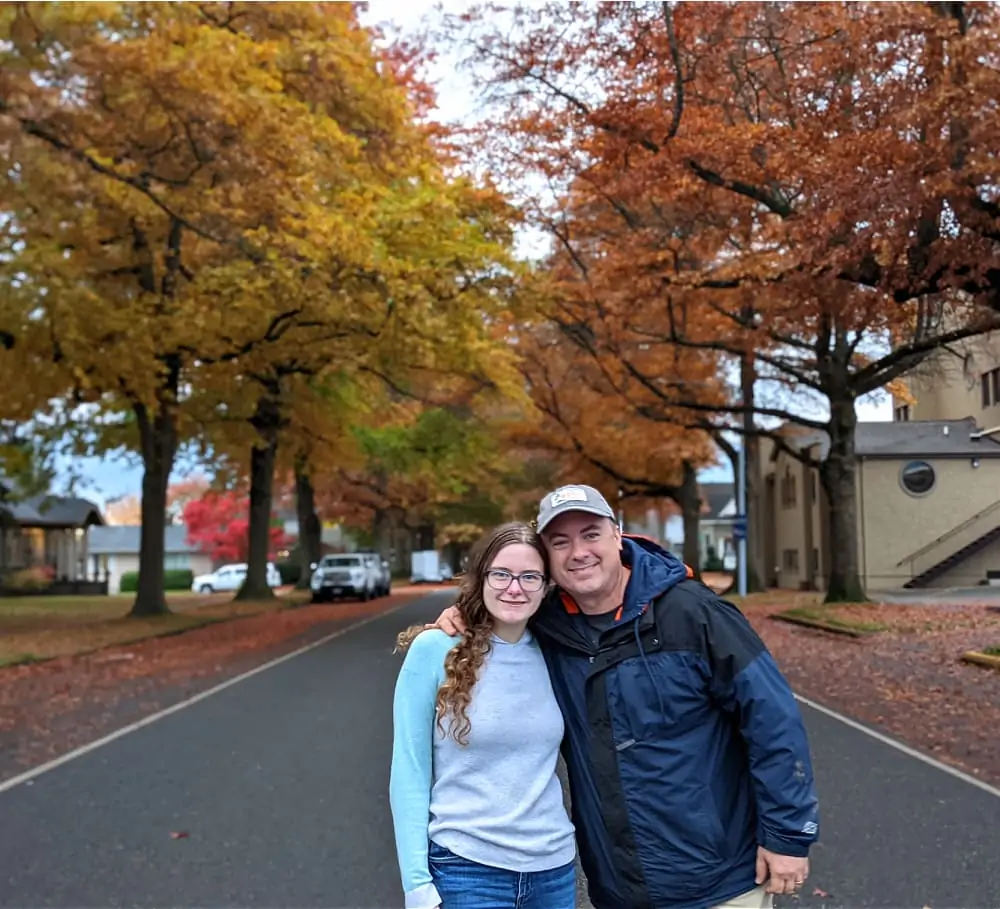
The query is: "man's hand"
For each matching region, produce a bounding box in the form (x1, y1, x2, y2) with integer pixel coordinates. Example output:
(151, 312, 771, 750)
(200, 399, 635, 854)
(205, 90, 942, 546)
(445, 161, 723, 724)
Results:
(755, 846, 808, 895)
(426, 604, 466, 636)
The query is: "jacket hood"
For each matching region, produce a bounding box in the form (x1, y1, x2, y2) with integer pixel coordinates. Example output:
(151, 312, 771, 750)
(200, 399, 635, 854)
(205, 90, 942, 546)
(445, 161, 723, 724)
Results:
(617, 535, 690, 621)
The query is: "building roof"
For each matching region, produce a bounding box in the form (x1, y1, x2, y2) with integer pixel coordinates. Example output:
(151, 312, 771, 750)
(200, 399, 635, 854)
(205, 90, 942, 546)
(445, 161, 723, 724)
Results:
(0, 493, 105, 528)
(855, 419, 1000, 458)
(88, 524, 201, 555)
(699, 482, 735, 519)
(775, 418, 1000, 461)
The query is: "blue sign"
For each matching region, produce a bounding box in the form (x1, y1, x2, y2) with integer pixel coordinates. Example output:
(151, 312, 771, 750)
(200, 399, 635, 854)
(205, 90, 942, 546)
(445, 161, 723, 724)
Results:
(733, 515, 747, 541)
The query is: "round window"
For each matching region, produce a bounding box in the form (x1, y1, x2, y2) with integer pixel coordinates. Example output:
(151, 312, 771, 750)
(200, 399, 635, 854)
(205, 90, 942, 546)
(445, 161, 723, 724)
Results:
(900, 460, 936, 496)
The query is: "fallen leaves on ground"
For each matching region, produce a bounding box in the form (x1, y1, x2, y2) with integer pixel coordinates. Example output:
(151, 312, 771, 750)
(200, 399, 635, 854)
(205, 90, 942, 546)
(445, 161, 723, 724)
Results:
(740, 595, 1000, 785)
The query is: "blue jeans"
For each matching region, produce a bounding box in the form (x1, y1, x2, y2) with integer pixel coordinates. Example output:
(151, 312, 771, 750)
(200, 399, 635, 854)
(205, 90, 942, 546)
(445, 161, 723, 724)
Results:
(429, 842, 576, 909)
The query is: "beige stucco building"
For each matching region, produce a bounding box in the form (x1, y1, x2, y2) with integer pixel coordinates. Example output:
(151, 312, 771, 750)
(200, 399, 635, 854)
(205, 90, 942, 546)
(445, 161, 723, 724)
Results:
(757, 333, 1000, 593)
(891, 331, 1000, 426)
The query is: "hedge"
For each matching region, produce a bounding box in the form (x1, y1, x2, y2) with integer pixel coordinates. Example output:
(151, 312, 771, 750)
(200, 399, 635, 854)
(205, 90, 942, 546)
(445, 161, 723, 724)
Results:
(119, 569, 194, 593)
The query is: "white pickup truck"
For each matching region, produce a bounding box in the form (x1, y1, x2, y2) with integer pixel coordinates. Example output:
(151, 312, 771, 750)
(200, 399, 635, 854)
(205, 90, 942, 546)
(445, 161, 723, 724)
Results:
(310, 552, 388, 602)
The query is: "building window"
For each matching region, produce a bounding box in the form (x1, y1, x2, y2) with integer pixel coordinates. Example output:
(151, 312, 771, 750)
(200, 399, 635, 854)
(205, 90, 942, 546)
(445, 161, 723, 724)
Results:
(900, 460, 936, 496)
(894, 404, 910, 422)
(982, 368, 1000, 408)
(782, 549, 800, 572)
(163, 553, 191, 570)
(780, 468, 797, 508)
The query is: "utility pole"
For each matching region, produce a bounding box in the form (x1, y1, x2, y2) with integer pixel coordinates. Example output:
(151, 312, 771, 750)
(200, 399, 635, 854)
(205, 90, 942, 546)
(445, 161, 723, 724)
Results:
(737, 438, 748, 597)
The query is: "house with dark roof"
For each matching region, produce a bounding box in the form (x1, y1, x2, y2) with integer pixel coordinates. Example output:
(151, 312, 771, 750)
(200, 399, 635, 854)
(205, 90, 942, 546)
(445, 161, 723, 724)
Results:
(759, 418, 1000, 592)
(621, 482, 736, 571)
(87, 525, 214, 595)
(0, 479, 105, 582)
(695, 482, 737, 570)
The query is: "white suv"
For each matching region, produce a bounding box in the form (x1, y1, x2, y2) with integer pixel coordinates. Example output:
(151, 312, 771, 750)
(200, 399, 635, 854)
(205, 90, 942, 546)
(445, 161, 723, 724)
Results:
(310, 553, 380, 602)
(192, 562, 282, 594)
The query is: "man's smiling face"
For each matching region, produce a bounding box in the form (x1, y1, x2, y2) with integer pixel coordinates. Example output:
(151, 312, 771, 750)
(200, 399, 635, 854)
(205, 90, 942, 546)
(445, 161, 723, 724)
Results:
(541, 510, 623, 601)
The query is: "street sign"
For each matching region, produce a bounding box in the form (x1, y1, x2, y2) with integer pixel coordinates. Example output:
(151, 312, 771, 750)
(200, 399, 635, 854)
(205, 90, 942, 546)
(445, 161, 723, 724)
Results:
(733, 515, 747, 541)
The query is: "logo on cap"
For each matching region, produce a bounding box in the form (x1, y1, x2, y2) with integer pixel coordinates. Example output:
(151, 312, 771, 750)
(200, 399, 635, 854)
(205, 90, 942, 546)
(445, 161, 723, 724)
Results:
(550, 487, 589, 507)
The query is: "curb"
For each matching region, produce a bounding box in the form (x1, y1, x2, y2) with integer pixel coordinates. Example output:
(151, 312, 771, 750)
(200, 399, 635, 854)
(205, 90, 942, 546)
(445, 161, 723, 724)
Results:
(960, 650, 1000, 671)
(770, 613, 868, 638)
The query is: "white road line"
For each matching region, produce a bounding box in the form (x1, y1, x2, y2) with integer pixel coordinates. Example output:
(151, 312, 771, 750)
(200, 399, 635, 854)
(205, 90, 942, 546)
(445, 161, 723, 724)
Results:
(796, 693, 1000, 799)
(4, 600, 996, 802)
(0, 599, 419, 796)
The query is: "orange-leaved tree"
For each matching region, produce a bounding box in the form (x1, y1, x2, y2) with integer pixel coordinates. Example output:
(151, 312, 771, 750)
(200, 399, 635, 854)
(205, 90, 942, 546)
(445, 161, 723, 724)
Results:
(446, 1, 1000, 600)
(511, 320, 719, 574)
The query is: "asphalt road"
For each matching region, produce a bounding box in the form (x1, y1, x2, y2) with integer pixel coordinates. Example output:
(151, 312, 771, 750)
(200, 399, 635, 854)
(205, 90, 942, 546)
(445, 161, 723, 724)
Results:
(1, 592, 999, 909)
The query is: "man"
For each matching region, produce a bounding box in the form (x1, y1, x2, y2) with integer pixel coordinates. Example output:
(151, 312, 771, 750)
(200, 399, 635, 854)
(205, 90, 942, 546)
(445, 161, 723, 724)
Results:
(435, 484, 818, 909)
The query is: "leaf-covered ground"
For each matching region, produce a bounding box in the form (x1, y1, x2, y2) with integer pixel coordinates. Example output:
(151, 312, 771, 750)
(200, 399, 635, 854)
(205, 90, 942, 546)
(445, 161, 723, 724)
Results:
(0, 592, 304, 666)
(741, 596, 1000, 785)
(2, 588, 1000, 789)
(0, 591, 432, 783)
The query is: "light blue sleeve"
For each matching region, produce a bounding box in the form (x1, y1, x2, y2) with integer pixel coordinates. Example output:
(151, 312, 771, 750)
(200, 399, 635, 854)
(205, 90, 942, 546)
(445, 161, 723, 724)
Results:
(389, 630, 456, 909)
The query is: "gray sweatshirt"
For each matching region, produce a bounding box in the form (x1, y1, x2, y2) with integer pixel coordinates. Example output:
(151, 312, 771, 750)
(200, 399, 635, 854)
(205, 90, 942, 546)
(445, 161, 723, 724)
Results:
(390, 628, 576, 909)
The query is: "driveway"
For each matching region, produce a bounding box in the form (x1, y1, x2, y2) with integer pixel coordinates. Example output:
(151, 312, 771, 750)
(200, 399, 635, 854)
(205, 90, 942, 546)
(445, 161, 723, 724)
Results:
(0, 592, 997, 908)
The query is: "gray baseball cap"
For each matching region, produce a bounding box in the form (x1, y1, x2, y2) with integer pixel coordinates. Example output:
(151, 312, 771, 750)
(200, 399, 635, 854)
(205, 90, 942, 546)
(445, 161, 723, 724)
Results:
(536, 484, 616, 533)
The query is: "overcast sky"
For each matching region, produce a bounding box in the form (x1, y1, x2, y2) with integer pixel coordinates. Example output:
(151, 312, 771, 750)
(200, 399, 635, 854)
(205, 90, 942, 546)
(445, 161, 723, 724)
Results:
(56, 3, 889, 506)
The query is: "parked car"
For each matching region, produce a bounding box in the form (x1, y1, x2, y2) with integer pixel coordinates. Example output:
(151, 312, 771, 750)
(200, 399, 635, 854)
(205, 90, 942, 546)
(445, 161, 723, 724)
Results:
(192, 562, 281, 594)
(310, 553, 381, 602)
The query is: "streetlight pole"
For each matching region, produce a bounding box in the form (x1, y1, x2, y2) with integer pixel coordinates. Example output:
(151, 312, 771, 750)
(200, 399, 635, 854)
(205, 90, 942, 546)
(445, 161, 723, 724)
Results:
(737, 438, 747, 597)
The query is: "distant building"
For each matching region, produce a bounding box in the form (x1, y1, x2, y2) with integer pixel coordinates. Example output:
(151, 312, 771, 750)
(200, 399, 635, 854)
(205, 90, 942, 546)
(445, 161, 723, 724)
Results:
(87, 525, 213, 595)
(623, 482, 736, 570)
(758, 419, 1000, 592)
(1, 479, 104, 580)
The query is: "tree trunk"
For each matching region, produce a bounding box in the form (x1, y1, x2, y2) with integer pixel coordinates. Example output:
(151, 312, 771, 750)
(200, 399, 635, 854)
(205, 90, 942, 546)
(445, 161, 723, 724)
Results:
(678, 460, 702, 581)
(373, 507, 392, 561)
(820, 400, 867, 603)
(130, 366, 180, 617)
(294, 460, 322, 590)
(414, 522, 436, 552)
(740, 350, 766, 592)
(236, 395, 281, 602)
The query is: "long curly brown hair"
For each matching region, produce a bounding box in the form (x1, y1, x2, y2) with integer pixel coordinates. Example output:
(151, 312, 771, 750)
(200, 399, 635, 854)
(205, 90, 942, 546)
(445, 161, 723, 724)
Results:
(395, 522, 549, 746)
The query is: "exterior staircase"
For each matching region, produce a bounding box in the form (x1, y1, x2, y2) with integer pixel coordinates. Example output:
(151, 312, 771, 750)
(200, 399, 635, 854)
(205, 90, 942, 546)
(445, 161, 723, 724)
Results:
(898, 499, 1000, 589)
(902, 525, 1000, 588)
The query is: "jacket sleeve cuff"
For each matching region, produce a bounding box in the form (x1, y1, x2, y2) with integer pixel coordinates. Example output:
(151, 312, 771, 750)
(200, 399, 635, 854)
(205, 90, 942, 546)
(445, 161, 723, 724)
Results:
(404, 882, 442, 909)
(759, 830, 812, 858)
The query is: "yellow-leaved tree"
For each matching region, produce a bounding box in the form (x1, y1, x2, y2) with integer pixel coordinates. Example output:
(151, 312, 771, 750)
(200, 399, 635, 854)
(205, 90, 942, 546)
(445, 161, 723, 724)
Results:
(0, 3, 523, 611)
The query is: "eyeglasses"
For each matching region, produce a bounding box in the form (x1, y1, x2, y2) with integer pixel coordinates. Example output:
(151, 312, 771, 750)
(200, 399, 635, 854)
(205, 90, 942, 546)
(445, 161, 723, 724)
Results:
(486, 569, 546, 593)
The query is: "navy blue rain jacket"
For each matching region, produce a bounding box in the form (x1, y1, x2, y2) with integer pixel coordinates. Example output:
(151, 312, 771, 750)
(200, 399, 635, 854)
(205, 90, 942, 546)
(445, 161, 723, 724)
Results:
(531, 537, 819, 909)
